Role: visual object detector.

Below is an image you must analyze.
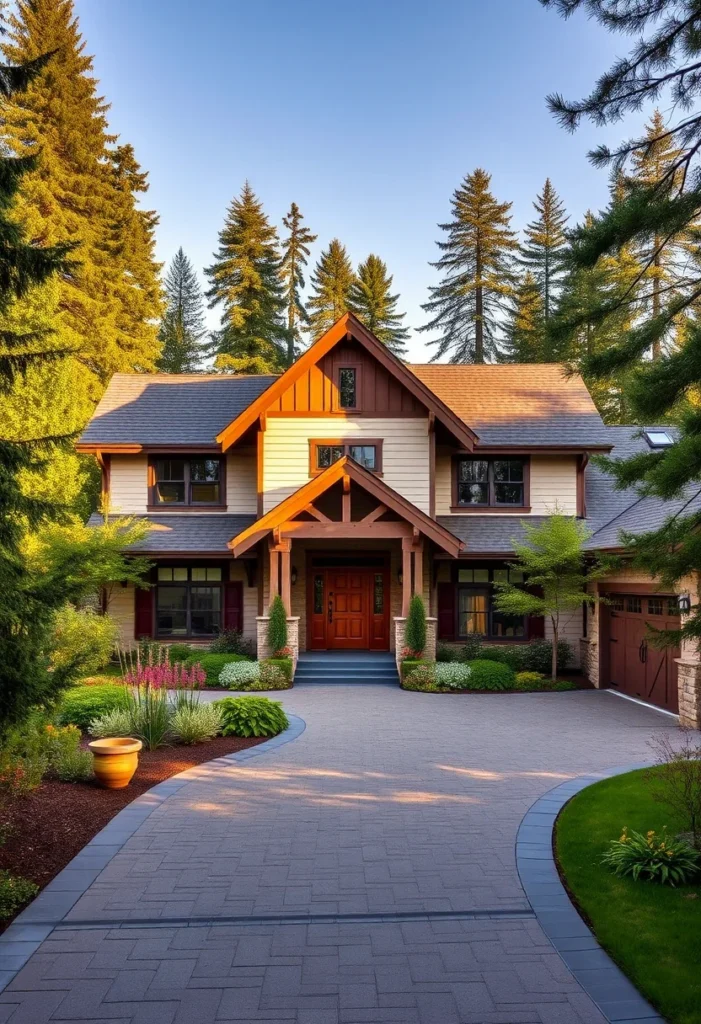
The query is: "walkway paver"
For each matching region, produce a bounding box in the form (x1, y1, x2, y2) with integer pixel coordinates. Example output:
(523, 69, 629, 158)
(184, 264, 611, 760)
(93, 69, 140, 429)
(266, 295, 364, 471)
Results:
(0, 687, 677, 1023)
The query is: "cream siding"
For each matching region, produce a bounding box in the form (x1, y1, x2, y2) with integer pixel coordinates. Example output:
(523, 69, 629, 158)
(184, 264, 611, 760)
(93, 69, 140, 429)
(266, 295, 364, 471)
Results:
(435, 453, 578, 517)
(108, 584, 135, 648)
(545, 607, 582, 668)
(226, 449, 257, 513)
(109, 455, 148, 513)
(262, 417, 430, 513)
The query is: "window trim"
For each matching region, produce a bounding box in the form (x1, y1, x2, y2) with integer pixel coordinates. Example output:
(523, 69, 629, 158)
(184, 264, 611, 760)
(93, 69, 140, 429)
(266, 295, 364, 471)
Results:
(333, 364, 362, 412)
(309, 438, 383, 476)
(452, 564, 531, 642)
(154, 564, 225, 639)
(451, 455, 530, 512)
(147, 455, 227, 511)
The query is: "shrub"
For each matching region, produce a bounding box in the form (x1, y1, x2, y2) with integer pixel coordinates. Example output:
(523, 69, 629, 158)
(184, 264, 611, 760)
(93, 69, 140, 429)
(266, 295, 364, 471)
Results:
(0, 754, 48, 799)
(403, 665, 437, 690)
(460, 635, 484, 662)
(52, 606, 119, 675)
(602, 827, 700, 886)
(647, 732, 701, 848)
(514, 671, 545, 688)
(463, 660, 515, 691)
(267, 595, 288, 655)
(477, 646, 524, 671)
(171, 703, 222, 745)
(215, 696, 289, 738)
(79, 674, 123, 687)
(400, 658, 428, 682)
(166, 643, 192, 663)
(521, 639, 572, 675)
(208, 629, 255, 657)
(52, 745, 94, 783)
(186, 653, 249, 687)
(436, 642, 457, 663)
(88, 709, 135, 739)
(435, 663, 472, 689)
(405, 595, 427, 656)
(219, 661, 261, 689)
(57, 685, 130, 731)
(0, 872, 39, 920)
(264, 657, 294, 683)
(257, 663, 289, 690)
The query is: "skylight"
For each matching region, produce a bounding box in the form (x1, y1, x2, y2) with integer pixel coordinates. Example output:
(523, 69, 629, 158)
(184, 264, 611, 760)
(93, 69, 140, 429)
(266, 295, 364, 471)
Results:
(643, 429, 674, 448)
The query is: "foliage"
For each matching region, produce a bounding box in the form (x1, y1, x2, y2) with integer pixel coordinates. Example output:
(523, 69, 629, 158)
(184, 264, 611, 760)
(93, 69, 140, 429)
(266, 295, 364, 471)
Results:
(463, 660, 514, 691)
(404, 595, 427, 656)
(51, 606, 118, 676)
(518, 178, 568, 326)
(307, 239, 355, 340)
(399, 659, 429, 682)
(436, 642, 457, 663)
(461, 635, 483, 662)
(435, 663, 472, 689)
(267, 595, 288, 655)
(250, 665, 288, 690)
(128, 685, 170, 751)
(218, 661, 260, 689)
(88, 708, 134, 739)
(0, 751, 47, 799)
(602, 827, 700, 887)
(502, 272, 545, 363)
(57, 685, 130, 731)
(347, 254, 409, 356)
(207, 629, 254, 657)
(475, 646, 524, 671)
(263, 657, 293, 683)
(50, 743, 93, 782)
(205, 182, 287, 371)
(170, 703, 222, 745)
(279, 202, 317, 363)
(403, 665, 437, 690)
(157, 247, 207, 372)
(165, 643, 192, 663)
(122, 657, 206, 692)
(0, 871, 38, 920)
(521, 639, 573, 675)
(186, 653, 250, 687)
(419, 168, 518, 362)
(493, 513, 604, 679)
(514, 671, 545, 688)
(215, 696, 289, 738)
(647, 731, 701, 849)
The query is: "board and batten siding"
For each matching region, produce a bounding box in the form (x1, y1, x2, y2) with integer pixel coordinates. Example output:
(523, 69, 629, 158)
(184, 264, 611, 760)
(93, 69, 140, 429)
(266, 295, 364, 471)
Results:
(107, 452, 257, 514)
(435, 453, 578, 516)
(262, 417, 431, 513)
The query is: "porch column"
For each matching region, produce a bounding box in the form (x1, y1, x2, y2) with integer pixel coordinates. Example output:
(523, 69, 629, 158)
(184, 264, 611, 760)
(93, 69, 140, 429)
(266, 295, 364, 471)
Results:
(413, 541, 424, 601)
(677, 574, 701, 729)
(401, 537, 412, 617)
(268, 538, 279, 602)
(280, 539, 292, 615)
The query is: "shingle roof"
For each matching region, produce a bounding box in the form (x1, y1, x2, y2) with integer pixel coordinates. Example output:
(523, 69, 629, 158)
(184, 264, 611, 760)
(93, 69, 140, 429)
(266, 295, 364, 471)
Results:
(79, 374, 278, 446)
(88, 513, 256, 552)
(408, 364, 608, 446)
(437, 515, 552, 553)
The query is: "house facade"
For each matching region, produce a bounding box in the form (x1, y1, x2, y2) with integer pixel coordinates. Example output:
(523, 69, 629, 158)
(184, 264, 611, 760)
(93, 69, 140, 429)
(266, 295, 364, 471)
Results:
(78, 313, 701, 728)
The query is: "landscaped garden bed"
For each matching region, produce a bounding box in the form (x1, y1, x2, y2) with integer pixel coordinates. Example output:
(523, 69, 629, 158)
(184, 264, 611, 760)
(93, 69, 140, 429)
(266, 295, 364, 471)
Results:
(555, 764, 701, 1024)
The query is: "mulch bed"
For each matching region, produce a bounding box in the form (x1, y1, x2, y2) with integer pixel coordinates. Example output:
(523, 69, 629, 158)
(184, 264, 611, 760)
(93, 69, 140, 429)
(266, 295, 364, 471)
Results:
(0, 734, 265, 929)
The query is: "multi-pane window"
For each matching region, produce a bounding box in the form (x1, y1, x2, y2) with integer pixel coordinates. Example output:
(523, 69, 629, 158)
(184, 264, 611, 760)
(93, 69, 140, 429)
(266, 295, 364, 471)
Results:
(316, 445, 345, 470)
(348, 445, 376, 470)
(338, 367, 357, 409)
(456, 567, 528, 639)
(156, 566, 222, 637)
(152, 458, 222, 506)
(311, 440, 380, 473)
(456, 458, 526, 507)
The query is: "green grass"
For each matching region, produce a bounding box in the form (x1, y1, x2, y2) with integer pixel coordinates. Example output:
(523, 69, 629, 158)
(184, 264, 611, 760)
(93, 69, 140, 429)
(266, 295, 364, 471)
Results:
(556, 768, 701, 1024)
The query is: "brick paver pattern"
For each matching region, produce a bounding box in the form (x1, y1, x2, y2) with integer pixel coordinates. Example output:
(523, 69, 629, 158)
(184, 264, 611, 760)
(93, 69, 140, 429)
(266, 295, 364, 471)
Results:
(2, 686, 677, 1023)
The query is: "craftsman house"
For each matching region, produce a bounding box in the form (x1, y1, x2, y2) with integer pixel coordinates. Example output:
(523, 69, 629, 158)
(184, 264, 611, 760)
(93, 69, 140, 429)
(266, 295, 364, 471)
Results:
(78, 313, 701, 728)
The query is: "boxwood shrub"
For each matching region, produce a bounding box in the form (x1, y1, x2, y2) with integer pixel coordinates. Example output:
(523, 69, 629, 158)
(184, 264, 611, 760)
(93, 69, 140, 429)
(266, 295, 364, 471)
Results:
(57, 684, 130, 730)
(185, 652, 250, 687)
(463, 660, 515, 691)
(400, 658, 429, 682)
(264, 657, 294, 683)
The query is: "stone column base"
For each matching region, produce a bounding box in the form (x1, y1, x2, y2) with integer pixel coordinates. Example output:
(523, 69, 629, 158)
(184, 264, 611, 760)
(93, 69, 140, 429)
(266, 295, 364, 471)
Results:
(393, 617, 437, 668)
(676, 658, 701, 728)
(256, 616, 300, 674)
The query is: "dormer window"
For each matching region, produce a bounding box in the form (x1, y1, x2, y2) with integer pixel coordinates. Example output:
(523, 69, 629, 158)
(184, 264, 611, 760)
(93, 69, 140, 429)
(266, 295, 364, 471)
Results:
(643, 429, 673, 449)
(149, 457, 224, 507)
(452, 457, 530, 511)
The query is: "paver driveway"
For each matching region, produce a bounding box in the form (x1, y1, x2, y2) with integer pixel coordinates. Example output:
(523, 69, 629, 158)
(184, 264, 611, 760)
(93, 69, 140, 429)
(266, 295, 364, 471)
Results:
(2, 686, 677, 1024)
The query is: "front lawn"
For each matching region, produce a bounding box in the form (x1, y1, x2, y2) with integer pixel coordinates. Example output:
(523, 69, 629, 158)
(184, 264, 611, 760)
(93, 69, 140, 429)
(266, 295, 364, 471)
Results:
(555, 768, 701, 1024)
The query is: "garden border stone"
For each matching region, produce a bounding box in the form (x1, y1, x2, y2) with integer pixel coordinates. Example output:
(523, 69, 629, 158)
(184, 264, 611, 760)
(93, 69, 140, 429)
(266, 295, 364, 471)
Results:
(516, 761, 666, 1024)
(0, 712, 306, 993)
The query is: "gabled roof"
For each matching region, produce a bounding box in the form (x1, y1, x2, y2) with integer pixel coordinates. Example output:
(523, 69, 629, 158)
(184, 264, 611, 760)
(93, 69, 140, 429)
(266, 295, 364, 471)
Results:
(409, 364, 609, 448)
(77, 374, 277, 449)
(229, 455, 463, 557)
(216, 313, 478, 451)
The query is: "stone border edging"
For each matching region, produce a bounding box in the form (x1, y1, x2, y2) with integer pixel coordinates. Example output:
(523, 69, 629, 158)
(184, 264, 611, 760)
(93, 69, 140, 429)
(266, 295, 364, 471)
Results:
(0, 712, 306, 994)
(516, 762, 665, 1024)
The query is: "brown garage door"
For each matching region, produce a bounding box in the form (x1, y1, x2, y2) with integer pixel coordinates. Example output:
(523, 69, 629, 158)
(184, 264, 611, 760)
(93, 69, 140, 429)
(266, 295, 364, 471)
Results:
(603, 594, 680, 713)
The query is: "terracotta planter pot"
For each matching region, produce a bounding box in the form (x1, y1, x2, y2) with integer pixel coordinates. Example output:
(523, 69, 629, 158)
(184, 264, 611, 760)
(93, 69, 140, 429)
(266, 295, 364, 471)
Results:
(88, 737, 143, 790)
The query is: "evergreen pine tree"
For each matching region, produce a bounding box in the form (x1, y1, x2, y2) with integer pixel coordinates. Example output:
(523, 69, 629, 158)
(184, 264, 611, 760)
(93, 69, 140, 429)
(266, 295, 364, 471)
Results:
(158, 248, 207, 373)
(307, 239, 355, 341)
(519, 178, 568, 324)
(419, 169, 518, 363)
(205, 182, 287, 373)
(348, 254, 409, 357)
(501, 272, 545, 363)
(279, 202, 316, 365)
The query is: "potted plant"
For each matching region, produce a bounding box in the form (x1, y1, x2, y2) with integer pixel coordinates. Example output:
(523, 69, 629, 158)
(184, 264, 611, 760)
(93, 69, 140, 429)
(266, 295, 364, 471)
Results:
(88, 736, 143, 789)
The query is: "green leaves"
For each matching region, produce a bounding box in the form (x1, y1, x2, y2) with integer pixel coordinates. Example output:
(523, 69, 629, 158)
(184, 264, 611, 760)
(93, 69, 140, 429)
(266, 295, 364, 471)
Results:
(602, 827, 700, 887)
(215, 696, 289, 738)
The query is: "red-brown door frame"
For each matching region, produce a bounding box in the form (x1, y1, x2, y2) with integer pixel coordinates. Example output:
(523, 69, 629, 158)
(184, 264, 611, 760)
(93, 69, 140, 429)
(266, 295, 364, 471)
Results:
(306, 551, 390, 651)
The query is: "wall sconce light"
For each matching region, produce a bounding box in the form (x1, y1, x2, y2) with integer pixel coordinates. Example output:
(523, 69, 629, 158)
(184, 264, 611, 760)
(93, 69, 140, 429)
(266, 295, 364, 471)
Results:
(678, 593, 691, 614)
(291, 566, 298, 585)
(397, 568, 403, 585)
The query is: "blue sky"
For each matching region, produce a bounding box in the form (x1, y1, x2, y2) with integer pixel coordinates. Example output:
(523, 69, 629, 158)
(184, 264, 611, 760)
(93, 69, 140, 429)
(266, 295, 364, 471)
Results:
(74, 0, 647, 361)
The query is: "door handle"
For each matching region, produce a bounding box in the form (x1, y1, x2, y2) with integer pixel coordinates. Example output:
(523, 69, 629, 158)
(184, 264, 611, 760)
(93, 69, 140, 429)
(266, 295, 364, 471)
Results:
(639, 640, 648, 663)
(328, 599, 333, 624)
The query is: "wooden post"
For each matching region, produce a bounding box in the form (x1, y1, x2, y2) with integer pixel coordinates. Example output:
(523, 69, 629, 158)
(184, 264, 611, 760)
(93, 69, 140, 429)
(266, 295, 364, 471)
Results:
(280, 540, 292, 615)
(401, 537, 412, 617)
(268, 538, 279, 603)
(413, 541, 424, 602)
(342, 474, 351, 522)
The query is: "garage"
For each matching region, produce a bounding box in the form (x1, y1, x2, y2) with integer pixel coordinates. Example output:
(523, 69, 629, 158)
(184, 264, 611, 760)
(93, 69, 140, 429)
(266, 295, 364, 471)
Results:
(602, 592, 680, 713)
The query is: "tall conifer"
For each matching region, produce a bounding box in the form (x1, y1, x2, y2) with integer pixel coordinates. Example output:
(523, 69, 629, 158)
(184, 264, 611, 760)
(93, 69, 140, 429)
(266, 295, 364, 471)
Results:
(419, 169, 518, 363)
(279, 203, 316, 365)
(348, 254, 409, 356)
(158, 248, 207, 373)
(307, 239, 355, 341)
(519, 178, 568, 323)
(205, 182, 287, 373)
(501, 272, 545, 363)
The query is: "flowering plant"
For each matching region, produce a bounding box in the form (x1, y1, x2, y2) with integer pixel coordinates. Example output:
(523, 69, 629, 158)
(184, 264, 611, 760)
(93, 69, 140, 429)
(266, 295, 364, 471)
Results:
(274, 646, 293, 658)
(401, 646, 423, 660)
(123, 659, 206, 691)
(602, 826, 700, 886)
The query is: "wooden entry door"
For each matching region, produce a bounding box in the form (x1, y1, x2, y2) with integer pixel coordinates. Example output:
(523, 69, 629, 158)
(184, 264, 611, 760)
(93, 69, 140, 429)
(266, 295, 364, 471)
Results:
(308, 563, 389, 651)
(604, 594, 680, 712)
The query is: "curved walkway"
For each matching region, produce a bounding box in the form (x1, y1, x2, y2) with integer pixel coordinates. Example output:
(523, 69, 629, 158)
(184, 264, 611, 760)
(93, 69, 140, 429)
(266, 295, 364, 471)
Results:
(0, 687, 677, 1024)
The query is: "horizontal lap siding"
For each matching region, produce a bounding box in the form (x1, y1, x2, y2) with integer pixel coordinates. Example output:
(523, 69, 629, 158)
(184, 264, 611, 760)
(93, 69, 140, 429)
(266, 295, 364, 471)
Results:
(109, 456, 148, 513)
(545, 607, 582, 668)
(226, 449, 257, 513)
(263, 417, 430, 513)
(109, 584, 135, 648)
(435, 454, 578, 516)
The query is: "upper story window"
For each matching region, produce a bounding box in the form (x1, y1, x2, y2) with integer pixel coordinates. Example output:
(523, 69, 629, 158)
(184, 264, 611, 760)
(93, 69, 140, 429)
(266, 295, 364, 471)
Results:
(454, 457, 528, 509)
(310, 439, 382, 475)
(338, 367, 358, 409)
(150, 457, 224, 507)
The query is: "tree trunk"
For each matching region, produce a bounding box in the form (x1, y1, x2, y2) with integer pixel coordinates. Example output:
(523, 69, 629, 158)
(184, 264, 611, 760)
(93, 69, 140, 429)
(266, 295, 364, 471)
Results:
(652, 242, 661, 361)
(551, 619, 558, 682)
(475, 241, 484, 363)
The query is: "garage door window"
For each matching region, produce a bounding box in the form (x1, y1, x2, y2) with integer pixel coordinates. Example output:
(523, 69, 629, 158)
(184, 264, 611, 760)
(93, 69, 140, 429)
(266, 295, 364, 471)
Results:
(625, 597, 642, 613)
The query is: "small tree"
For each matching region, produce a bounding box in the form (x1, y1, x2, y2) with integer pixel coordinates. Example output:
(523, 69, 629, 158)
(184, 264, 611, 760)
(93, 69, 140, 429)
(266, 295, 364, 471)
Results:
(492, 512, 606, 680)
(405, 594, 427, 657)
(267, 594, 288, 655)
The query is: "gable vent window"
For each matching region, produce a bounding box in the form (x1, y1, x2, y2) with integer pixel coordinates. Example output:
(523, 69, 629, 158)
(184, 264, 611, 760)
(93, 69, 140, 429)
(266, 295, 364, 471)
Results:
(338, 367, 357, 409)
(151, 457, 223, 507)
